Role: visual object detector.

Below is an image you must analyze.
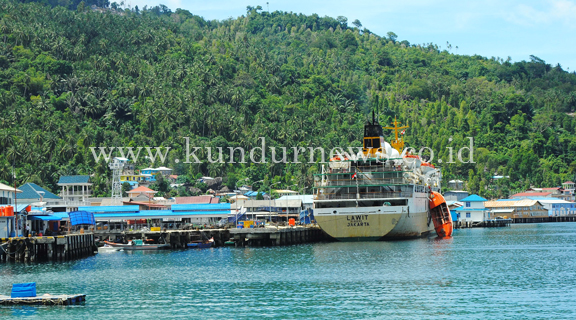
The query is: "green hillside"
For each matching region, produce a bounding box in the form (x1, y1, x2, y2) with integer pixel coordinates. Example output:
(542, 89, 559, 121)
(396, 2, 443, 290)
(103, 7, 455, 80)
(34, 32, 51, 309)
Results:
(1, 1, 575, 198)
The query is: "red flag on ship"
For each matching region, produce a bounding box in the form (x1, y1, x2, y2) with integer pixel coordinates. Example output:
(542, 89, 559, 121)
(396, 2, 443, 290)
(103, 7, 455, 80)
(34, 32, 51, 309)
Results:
(352, 173, 357, 179)
(401, 129, 406, 135)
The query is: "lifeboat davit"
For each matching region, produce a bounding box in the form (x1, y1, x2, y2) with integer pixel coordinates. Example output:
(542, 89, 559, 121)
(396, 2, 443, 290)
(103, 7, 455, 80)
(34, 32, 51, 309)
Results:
(329, 155, 350, 170)
(429, 191, 453, 238)
(420, 162, 435, 174)
(402, 154, 421, 168)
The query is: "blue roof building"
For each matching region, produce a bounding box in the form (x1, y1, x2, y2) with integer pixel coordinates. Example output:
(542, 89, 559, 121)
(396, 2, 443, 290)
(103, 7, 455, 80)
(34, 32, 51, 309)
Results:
(58, 175, 90, 184)
(18, 183, 61, 202)
(459, 194, 488, 202)
(454, 194, 489, 222)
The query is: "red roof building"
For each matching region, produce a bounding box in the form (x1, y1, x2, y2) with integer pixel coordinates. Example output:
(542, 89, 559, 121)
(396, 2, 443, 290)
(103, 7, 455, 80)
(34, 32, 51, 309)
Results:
(175, 196, 219, 204)
(511, 192, 552, 199)
(127, 186, 157, 199)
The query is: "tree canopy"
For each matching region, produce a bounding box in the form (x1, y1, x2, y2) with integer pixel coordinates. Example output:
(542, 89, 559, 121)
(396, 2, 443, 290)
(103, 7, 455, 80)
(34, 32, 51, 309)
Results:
(1, 0, 576, 199)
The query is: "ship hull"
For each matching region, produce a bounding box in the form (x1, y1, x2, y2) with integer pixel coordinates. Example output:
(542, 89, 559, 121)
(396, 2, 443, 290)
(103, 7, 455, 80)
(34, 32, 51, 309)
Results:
(315, 204, 434, 241)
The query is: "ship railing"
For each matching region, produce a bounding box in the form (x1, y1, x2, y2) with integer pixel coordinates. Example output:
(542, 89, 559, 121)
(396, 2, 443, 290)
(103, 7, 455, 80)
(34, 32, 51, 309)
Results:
(315, 178, 407, 187)
(315, 191, 413, 200)
(316, 169, 406, 175)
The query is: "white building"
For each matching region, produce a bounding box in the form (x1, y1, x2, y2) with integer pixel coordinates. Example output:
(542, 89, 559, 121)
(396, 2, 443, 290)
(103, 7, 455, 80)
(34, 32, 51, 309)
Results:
(533, 198, 576, 216)
(57, 175, 92, 211)
(277, 195, 314, 211)
(453, 194, 489, 222)
(562, 181, 575, 202)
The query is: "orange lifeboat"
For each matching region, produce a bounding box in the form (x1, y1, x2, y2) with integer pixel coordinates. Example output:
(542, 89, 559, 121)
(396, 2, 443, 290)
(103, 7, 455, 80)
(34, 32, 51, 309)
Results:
(420, 162, 436, 174)
(429, 191, 453, 238)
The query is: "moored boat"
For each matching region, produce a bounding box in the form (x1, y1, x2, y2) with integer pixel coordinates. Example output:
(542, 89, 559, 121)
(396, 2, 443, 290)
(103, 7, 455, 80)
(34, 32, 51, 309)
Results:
(103, 239, 169, 250)
(187, 237, 214, 249)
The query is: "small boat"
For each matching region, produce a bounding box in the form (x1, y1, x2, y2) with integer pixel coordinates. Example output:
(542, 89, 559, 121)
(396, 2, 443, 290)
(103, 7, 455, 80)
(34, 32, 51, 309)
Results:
(103, 239, 169, 250)
(187, 237, 214, 249)
(429, 191, 453, 238)
(98, 244, 121, 252)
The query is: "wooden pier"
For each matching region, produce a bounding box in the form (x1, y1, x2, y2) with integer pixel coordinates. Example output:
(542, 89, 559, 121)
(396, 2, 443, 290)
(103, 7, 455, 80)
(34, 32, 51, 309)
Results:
(94, 226, 325, 248)
(0, 294, 86, 305)
(230, 226, 324, 247)
(0, 234, 96, 263)
(513, 216, 576, 223)
(95, 229, 231, 248)
(454, 219, 512, 229)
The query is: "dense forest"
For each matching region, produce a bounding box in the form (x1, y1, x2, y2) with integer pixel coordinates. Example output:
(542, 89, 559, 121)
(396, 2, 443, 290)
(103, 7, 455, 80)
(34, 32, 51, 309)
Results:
(1, 0, 575, 199)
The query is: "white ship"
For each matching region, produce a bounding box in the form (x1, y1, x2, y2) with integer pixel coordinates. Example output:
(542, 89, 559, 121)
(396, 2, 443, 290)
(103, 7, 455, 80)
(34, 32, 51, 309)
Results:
(313, 114, 445, 241)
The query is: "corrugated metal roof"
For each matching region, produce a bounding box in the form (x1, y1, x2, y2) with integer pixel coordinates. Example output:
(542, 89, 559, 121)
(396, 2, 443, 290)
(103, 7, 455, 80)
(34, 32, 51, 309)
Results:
(231, 199, 302, 209)
(485, 200, 540, 207)
(18, 183, 60, 200)
(57, 209, 230, 220)
(58, 175, 90, 184)
(0, 182, 22, 193)
(460, 194, 487, 202)
(175, 196, 216, 204)
(278, 195, 314, 204)
(454, 207, 488, 211)
(79, 205, 140, 213)
(511, 192, 552, 197)
(127, 186, 156, 194)
(172, 203, 231, 211)
(28, 215, 62, 221)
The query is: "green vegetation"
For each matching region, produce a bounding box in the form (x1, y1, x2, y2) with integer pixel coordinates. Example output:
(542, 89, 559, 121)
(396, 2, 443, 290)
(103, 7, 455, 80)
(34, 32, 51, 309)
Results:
(1, 1, 575, 199)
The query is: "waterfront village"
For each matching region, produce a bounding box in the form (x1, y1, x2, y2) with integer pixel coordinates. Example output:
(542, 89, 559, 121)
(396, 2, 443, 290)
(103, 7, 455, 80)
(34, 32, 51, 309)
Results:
(1, 157, 575, 239)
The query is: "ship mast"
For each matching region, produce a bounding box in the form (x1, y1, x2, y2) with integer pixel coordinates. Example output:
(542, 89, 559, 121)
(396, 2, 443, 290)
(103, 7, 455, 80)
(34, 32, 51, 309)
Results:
(383, 117, 409, 153)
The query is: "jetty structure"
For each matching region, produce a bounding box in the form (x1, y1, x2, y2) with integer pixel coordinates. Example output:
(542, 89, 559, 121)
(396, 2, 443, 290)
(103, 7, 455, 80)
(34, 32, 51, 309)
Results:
(1, 233, 96, 263)
(0, 293, 86, 306)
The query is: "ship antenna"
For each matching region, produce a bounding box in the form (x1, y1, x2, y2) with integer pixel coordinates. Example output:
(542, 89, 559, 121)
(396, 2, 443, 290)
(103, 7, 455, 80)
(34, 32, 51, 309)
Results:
(372, 110, 375, 125)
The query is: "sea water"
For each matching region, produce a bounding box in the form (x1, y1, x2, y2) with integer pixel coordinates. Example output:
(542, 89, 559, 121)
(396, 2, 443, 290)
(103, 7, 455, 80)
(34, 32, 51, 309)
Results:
(2, 223, 576, 319)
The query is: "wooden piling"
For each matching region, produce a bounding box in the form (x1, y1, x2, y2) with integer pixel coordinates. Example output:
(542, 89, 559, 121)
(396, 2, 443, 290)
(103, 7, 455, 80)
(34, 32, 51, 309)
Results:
(0, 234, 96, 263)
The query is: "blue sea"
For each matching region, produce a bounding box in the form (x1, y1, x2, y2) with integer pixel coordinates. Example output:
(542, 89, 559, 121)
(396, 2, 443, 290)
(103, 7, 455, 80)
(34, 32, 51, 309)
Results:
(2, 223, 576, 319)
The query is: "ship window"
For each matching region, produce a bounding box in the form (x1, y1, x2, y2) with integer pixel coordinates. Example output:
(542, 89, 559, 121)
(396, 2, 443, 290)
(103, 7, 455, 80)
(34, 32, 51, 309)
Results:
(466, 202, 471, 207)
(466, 213, 471, 218)
(372, 138, 381, 149)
